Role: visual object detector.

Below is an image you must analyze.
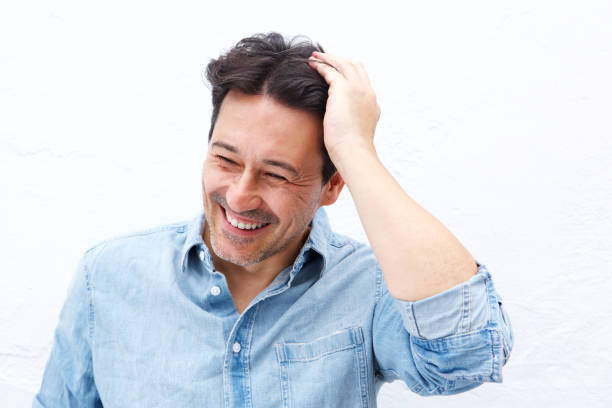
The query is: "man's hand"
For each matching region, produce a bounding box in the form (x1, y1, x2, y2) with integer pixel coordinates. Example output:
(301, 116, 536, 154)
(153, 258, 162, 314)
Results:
(308, 51, 381, 162)
(309, 50, 477, 302)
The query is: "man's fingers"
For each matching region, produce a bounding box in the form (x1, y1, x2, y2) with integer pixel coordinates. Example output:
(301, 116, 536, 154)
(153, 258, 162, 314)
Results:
(308, 57, 343, 85)
(311, 52, 369, 84)
(353, 61, 371, 83)
(311, 52, 349, 73)
(316, 52, 364, 79)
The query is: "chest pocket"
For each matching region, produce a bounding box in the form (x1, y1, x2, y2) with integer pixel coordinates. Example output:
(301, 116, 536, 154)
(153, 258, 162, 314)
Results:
(275, 326, 369, 408)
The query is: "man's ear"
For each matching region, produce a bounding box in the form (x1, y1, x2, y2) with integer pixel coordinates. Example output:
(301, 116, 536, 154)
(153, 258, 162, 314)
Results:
(319, 171, 345, 206)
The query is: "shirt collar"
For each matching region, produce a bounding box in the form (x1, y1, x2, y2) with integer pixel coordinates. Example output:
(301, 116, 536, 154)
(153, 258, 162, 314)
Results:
(179, 206, 332, 278)
(300, 207, 331, 270)
(179, 209, 209, 273)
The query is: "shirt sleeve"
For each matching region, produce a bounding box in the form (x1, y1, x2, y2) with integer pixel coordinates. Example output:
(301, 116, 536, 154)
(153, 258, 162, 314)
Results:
(372, 261, 514, 396)
(33, 252, 102, 407)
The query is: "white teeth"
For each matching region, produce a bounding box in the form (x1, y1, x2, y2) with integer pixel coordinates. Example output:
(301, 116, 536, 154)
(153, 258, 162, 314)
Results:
(225, 209, 268, 230)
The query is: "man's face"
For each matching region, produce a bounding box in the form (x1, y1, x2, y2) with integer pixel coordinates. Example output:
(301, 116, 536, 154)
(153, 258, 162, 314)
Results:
(201, 89, 340, 269)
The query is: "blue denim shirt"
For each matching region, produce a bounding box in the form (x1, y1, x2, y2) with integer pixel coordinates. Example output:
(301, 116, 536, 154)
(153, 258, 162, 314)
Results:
(34, 208, 513, 407)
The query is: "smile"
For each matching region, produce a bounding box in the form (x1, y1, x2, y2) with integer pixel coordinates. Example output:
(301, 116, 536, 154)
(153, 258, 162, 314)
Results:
(224, 208, 270, 230)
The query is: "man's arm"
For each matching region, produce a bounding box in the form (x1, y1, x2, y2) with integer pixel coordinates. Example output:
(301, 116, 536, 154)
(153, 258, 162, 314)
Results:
(33, 252, 102, 407)
(309, 51, 476, 302)
(372, 262, 514, 394)
(309, 53, 514, 395)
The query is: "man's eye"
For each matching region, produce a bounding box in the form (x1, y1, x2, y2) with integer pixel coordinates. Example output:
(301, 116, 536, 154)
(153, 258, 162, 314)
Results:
(217, 155, 236, 165)
(265, 172, 287, 181)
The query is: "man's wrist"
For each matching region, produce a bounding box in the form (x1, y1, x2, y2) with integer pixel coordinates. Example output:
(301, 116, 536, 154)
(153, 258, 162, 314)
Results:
(328, 140, 382, 186)
(328, 139, 377, 174)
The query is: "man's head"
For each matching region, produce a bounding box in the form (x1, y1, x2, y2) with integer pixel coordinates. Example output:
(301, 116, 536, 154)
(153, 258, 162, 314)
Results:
(205, 32, 335, 183)
(201, 33, 344, 271)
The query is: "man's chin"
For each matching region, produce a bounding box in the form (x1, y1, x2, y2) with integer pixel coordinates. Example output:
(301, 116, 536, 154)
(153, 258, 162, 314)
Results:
(212, 249, 264, 267)
(209, 236, 266, 267)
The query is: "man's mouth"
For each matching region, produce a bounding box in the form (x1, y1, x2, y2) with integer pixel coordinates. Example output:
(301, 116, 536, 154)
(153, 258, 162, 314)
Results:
(222, 206, 271, 231)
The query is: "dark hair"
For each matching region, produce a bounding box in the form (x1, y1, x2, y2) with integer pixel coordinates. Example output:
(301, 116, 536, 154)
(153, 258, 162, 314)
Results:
(204, 32, 336, 183)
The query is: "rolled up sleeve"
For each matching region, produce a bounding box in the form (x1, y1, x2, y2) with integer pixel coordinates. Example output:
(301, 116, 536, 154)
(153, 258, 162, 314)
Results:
(372, 261, 514, 396)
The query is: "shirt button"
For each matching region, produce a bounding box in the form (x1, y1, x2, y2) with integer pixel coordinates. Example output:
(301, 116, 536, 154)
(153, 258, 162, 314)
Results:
(210, 286, 221, 296)
(232, 342, 241, 353)
(199, 250, 205, 262)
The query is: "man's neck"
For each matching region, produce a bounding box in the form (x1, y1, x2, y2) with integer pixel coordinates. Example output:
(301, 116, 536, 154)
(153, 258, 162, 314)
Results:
(202, 224, 311, 313)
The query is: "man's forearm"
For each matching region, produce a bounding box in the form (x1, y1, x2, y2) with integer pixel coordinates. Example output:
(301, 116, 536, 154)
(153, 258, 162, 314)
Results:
(307, 50, 477, 301)
(332, 144, 477, 302)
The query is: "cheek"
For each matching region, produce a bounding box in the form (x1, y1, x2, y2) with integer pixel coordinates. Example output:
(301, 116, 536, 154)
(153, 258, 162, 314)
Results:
(289, 185, 322, 206)
(272, 188, 321, 218)
(202, 164, 229, 194)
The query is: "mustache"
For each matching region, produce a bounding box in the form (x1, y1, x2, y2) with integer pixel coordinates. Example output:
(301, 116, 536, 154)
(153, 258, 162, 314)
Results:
(211, 193, 279, 224)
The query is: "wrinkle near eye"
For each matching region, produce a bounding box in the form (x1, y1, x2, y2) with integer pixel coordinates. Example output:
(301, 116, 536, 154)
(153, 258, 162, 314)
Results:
(286, 173, 322, 188)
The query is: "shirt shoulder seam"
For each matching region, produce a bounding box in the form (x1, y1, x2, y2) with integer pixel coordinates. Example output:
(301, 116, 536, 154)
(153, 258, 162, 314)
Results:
(83, 220, 190, 255)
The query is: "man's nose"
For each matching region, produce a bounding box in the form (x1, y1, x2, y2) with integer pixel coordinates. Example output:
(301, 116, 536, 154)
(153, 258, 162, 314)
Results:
(226, 171, 262, 213)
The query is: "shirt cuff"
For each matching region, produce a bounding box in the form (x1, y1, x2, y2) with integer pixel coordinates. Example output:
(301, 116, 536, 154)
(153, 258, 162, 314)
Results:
(393, 261, 495, 340)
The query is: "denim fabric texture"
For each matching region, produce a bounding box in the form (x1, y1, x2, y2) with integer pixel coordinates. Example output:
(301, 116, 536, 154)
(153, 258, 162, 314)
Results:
(34, 208, 514, 407)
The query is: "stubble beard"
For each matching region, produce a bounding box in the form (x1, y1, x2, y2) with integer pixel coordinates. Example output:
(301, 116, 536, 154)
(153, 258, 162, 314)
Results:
(209, 223, 300, 267)
(205, 193, 316, 268)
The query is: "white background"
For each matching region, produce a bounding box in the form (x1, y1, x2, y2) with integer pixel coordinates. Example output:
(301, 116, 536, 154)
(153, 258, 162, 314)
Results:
(1, 0, 611, 406)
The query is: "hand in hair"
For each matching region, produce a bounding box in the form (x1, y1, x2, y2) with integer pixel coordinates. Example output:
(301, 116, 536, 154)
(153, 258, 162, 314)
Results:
(307, 51, 381, 163)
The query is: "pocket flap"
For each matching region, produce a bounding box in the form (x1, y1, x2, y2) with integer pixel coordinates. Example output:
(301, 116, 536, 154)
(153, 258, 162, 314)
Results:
(276, 327, 364, 363)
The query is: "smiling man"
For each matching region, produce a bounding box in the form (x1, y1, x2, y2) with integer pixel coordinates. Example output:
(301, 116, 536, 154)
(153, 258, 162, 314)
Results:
(201, 89, 344, 314)
(34, 33, 514, 407)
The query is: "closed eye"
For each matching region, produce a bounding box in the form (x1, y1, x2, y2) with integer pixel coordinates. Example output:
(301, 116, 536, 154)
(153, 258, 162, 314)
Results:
(216, 155, 237, 165)
(265, 172, 287, 181)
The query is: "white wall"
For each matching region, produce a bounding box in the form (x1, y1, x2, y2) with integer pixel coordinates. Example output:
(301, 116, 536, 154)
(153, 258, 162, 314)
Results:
(1, 0, 611, 406)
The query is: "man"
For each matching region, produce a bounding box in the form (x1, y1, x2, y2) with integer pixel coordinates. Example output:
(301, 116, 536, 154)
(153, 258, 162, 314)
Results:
(34, 32, 514, 407)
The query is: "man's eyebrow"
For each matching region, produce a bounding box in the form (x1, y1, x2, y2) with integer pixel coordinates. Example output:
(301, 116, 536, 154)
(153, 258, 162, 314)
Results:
(211, 141, 238, 153)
